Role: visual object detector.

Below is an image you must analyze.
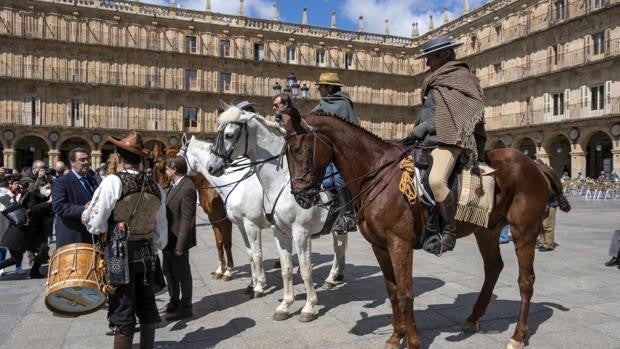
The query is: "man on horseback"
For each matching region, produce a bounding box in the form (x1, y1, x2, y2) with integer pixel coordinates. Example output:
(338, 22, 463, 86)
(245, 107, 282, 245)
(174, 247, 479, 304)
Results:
(311, 72, 359, 233)
(407, 36, 487, 255)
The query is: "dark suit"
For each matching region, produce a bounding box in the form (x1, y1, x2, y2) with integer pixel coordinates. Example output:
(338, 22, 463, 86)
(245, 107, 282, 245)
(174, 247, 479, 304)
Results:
(163, 176, 197, 308)
(52, 170, 97, 248)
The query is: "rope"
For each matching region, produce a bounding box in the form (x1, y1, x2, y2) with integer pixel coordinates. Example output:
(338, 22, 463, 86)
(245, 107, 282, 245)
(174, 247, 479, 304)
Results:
(399, 155, 417, 205)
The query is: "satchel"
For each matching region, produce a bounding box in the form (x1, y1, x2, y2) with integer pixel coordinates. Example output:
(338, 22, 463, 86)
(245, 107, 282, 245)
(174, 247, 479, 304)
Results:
(152, 255, 167, 293)
(2, 203, 28, 227)
(105, 222, 130, 286)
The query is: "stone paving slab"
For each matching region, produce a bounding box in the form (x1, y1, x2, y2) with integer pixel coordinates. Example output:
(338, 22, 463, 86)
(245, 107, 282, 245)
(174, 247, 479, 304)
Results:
(1, 197, 619, 349)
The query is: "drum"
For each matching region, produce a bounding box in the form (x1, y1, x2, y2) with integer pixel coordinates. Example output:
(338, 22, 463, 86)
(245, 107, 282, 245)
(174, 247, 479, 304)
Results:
(45, 243, 106, 316)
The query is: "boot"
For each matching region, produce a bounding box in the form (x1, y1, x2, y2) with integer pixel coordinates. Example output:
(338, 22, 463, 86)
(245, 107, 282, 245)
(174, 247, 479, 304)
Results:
(113, 331, 134, 349)
(139, 322, 157, 349)
(430, 192, 457, 255)
(314, 194, 340, 238)
(340, 188, 357, 233)
(605, 253, 619, 267)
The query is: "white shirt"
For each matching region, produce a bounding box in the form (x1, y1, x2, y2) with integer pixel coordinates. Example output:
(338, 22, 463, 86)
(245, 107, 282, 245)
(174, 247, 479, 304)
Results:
(82, 169, 168, 250)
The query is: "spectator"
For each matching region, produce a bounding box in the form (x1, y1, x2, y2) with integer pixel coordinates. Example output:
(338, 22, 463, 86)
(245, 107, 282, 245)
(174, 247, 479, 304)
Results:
(20, 160, 46, 192)
(23, 179, 54, 278)
(608, 171, 618, 182)
(604, 230, 620, 269)
(538, 193, 559, 252)
(598, 171, 607, 182)
(0, 174, 27, 275)
(53, 161, 66, 180)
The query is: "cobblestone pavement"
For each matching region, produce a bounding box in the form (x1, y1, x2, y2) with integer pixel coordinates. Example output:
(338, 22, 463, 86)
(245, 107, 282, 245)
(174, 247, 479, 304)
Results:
(1, 197, 619, 349)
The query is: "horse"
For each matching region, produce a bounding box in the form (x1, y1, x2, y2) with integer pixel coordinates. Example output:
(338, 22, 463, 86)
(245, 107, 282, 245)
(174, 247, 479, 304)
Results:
(280, 112, 570, 349)
(205, 106, 348, 322)
(152, 144, 234, 281)
(175, 138, 270, 297)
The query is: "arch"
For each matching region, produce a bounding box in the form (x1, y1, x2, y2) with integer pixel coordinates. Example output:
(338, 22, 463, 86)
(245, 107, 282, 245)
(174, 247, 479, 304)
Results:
(60, 137, 91, 164)
(516, 137, 536, 158)
(585, 131, 612, 179)
(548, 134, 571, 176)
(14, 135, 50, 170)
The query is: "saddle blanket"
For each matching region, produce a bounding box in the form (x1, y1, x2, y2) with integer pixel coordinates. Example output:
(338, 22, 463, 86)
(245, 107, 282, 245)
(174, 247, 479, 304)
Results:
(455, 165, 496, 228)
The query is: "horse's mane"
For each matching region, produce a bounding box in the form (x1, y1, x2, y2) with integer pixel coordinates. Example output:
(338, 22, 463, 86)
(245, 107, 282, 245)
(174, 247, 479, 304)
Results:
(190, 137, 213, 152)
(307, 112, 391, 145)
(219, 106, 286, 137)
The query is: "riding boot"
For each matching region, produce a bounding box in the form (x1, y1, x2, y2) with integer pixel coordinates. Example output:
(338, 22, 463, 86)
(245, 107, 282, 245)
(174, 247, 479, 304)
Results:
(315, 192, 341, 237)
(340, 188, 357, 232)
(432, 192, 457, 255)
(139, 322, 157, 349)
(113, 331, 134, 349)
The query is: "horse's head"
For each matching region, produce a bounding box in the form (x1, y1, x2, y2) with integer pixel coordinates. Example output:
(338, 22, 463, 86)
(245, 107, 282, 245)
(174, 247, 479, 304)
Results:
(281, 112, 333, 209)
(207, 105, 257, 177)
(178, 134, 206, 177)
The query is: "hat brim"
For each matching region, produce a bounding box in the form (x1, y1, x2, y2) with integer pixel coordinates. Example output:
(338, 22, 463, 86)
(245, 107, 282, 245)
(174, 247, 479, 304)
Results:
(414, 42, 463, 59)
(107, 136, 150, 157)
(315, 81, 344, 87)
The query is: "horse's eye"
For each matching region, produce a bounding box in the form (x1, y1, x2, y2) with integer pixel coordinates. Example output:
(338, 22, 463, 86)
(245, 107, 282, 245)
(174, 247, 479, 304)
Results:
(224, 133, 235, 139)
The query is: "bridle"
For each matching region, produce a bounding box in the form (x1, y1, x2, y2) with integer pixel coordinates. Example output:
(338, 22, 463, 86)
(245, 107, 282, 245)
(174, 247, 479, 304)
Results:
(210, 121, 249, 167)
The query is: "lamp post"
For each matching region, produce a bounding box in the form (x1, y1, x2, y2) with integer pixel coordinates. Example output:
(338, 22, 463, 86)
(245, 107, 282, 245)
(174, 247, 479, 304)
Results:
(273, 73, 308, 100)
(272, 81, 282, 96)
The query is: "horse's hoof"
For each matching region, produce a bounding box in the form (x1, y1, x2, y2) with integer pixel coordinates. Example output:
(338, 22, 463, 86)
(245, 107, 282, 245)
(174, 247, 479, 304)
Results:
(333, 274, 344, 282)
(222, 274, 232, 281)
(211, 272, 223, 280)
(244, 285, 253, 295)
(253, 291, 265, 298)
(463, 320, 479, 333)
(505, 338, 524, 349)
(272, 311, 288, 321)
(383, 342, 400, 349)
(299, 313, 316, 322)
(273, 260, 281, 269)
(322, 282, 336, 289)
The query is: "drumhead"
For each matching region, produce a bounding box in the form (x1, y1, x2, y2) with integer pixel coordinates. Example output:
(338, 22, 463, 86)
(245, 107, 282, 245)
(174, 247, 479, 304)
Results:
(45, 286, 105, 316)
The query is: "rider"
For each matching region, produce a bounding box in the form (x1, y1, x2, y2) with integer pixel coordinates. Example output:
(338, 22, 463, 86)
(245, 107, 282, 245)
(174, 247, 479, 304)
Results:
(310, 72, 359, 233)
(406, 36, 486, 255)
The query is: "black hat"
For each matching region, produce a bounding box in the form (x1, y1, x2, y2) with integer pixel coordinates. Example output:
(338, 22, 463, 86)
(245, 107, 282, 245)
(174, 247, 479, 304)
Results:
(415, 36, 463, 59)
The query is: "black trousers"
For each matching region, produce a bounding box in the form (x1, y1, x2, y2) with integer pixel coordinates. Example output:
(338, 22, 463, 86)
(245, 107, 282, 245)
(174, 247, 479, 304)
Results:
(162, 249, 192, 307)
(108, 260, 160, 335)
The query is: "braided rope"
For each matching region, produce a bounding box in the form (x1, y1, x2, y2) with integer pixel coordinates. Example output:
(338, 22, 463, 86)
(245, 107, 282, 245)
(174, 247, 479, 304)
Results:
(399, 155, 417, 204)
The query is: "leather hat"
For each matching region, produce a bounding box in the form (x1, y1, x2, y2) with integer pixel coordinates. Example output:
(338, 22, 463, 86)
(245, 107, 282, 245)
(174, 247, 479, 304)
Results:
(316, 72, 344, 87)
(107, 131, 150, 157)
(414, 35, 463, 59)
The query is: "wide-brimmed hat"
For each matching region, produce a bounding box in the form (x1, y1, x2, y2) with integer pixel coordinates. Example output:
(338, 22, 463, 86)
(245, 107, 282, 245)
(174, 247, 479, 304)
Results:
(415, 35, 463, 59)
(107, 131, 150, 157)
(236, 100, 256, 112)
(316, 72, 344, 87)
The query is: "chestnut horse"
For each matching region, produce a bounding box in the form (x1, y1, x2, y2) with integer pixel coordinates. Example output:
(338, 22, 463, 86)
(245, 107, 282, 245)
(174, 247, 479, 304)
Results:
(152, 144, 235, 280)
(281, 113, 569, 349)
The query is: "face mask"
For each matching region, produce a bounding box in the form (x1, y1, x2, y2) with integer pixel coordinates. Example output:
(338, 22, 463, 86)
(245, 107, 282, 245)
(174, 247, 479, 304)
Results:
(40, 188, 52, 197)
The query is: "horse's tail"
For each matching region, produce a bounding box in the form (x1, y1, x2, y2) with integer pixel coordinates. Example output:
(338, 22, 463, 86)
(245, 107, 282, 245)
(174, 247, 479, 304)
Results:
(536, 162, 571, 212)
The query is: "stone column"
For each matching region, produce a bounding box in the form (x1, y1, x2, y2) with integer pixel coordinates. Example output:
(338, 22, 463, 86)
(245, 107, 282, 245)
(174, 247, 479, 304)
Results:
(91, 150, 102, 168)
(612, 139, 620, 175)
(569, 143, 586, 177)
(48, 149, 60, 166)
(536, 146, 550, 165)
(3, 148, 15, 170)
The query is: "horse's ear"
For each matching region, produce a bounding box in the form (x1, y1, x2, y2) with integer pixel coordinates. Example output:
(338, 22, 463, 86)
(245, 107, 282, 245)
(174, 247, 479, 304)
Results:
(220, 99, 231, 110)
(181, 132, 188, 145)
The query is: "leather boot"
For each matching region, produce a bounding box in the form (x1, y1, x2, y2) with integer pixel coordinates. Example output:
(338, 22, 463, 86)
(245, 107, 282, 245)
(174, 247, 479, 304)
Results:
(113, 331, 134, 349)
(314, 193, 341, 237)
(340, 188, 357, 232)
(139, 322, 157, 349)
(431, 192, 457, 255)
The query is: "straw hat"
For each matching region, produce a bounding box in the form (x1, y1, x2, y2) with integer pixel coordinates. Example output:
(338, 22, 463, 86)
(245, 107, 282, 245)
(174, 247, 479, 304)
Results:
(107, 131, 150, 157)
(316, 72, 344, 87)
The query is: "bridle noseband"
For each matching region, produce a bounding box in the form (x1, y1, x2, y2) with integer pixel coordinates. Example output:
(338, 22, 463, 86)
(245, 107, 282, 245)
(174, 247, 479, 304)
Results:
(211, 121, 249, 166)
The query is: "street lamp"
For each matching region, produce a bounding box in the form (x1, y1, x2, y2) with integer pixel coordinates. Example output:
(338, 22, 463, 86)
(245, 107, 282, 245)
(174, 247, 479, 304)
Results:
(300, 83, 309, 99)
(272, 81, 282, 96)
(273, 72, 308, 99)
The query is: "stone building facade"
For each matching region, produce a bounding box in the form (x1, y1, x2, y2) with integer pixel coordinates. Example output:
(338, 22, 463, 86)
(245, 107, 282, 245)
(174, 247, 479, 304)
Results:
(0, 0, 618, 178)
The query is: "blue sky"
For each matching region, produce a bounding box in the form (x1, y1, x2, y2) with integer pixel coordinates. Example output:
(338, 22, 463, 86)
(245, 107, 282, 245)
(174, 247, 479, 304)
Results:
(141, 0, 486, 37)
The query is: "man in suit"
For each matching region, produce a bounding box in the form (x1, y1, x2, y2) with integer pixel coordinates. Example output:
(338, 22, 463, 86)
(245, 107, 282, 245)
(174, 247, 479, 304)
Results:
(162, 155, 197, 320)
(52, 147, 96, 248)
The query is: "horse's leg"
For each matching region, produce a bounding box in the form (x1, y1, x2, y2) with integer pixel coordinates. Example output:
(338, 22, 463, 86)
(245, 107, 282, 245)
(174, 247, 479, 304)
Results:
(506, 220, 540, 349)
(371, 245, 405, 349)
(246, 221, 265, 298)
(273, 229, 294, 321)
(211, 222, 226, 280)
(221, 220, 234, 281)
(464, 227, 504, 332)
(323, 230, 348, 289)
(293, 230, 318, 322)
(388, 239, 419, 349)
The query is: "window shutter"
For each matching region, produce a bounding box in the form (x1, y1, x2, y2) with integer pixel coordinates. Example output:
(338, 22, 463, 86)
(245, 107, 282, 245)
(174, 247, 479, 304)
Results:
(35, 97, 41, 125)
(22, 96, 31, 124)
(564, 89, 570, 117)
(605, 80, 612, 111)
(80, 100, 85, 127)
(547, 46, 553, 68)
(604, 29, 611, 56)
(543, 93, 550, 115)
(67, 100, 72, 126)
(581, 85, 588, 108)
(585, 35, 592, 57)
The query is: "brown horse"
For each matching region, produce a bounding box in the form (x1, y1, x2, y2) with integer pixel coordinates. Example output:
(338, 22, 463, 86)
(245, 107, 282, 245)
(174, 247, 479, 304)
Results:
(152, 144, 235, 280)
(281, 113, 569, 349)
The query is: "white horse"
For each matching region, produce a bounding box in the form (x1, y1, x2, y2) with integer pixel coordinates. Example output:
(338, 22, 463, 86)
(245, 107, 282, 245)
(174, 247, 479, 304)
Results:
(206, 106, 348, 322)
(179, 136, 268, 297)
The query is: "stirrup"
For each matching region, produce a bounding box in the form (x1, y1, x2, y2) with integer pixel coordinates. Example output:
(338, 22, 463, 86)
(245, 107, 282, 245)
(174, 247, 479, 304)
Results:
(423, 233, 455, 257)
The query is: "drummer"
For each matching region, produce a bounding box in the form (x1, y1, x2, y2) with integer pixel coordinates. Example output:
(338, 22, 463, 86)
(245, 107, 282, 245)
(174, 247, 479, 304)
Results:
(83, 131, 167, 349)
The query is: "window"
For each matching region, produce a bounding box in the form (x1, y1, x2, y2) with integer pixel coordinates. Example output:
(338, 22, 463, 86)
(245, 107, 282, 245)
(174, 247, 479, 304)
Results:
(22, 96, 41, 125)
(345, 52, 354, 69)
(554, 45, 560, 65)
(494, 63, 502, 81)
(594, 0, 606, 9)
(591, 85, 604, 110)
(148, 30, 159, 50)
(183, 107, 198, 128)
(67, 99, 84, 127)
(219, 39, 230, 57)
(70, 59, 82, 82)
(555, 0, 565, 21)
(147, 104, 162, 130)
(286, 46, 296, 63)
(185, 35, 197, 53)
(495, 25, 502, 43)
(592, 32, 605, 55)
(109, 63, 121, 85)
(109, 102, 124, 129)
(552, 93, 564, 115)
(254, 43, 265, 61)
(184, 69, 197, 90)
(315, 49, 326, 66)
(219, 72, 231, 92)
(149, 67, 160, 88)
(470, 35, 478, 52)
